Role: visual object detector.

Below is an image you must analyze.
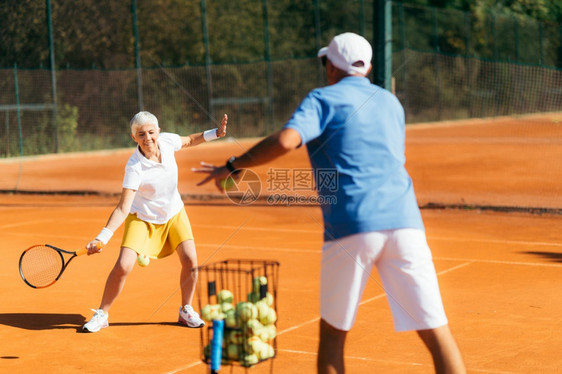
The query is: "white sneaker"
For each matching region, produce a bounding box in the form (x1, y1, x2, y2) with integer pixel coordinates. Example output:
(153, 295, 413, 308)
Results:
(83, 309, 109, 332)
(178, 305, 205, 328)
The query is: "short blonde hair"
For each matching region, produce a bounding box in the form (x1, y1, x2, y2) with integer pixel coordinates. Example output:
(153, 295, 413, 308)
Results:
(130, 111, 159, 134)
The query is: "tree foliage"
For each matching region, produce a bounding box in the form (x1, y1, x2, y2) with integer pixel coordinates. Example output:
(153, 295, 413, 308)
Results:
(1, 0, 560, 69)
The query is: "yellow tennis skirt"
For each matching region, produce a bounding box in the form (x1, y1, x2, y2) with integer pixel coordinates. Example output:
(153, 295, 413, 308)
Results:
(121, 209, 194, 259)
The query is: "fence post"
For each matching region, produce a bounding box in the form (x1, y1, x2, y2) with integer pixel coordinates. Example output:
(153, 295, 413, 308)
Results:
(359, 0, 365, 36)
(314, 0, 322, 86)
(514, 16, 520, 63)
(13, 65, 23, 158)
(131, 0, 144, 112)
(539, 22, 544, 65)
(261, 0, 274, 133)
(466, 10, 475, 117)
(373, 0, 392, 90)
(200, 0, 214, 125)
(398, 3, 408, 104)
(46, 0, 58, 153)
(432, 7, 442, 120)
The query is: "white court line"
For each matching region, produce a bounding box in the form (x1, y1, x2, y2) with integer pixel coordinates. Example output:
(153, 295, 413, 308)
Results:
(201, 243, 562, 268)
(194, 223, 320, 234)
(435, 256, 562, 268)
(197, 242, 320, 254)
(278, 348, 429, 368)
(407, 137, 562, 144)
(277, 262, 472, 337)
(0, 219, 57, 230)
(5, 225, 561, 269)
(164, 361, 202, 373)
(273, 260, 522, 374)
(267, 262, 530, 374)
(428, 235, 562, 248)
(276, 349, 520, 374)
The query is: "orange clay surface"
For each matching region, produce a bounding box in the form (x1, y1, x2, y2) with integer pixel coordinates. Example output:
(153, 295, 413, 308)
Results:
(1, 113, 561, 373)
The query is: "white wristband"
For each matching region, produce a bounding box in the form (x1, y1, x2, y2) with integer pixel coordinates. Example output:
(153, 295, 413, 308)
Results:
(203, 128, 219, 142)
(96, 227, 114, 245)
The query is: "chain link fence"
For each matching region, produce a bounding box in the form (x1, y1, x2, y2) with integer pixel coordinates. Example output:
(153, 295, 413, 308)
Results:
(1, 0, 561, 157)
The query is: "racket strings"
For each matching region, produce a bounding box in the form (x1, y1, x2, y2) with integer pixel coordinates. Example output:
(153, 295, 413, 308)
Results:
(20, 246, 64, 287)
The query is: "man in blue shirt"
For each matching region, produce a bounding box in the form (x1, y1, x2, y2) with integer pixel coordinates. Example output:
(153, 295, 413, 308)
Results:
(196, 32, 465, 374)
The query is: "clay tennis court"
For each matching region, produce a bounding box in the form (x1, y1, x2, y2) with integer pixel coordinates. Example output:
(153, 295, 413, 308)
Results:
(1, 113, 561, 373)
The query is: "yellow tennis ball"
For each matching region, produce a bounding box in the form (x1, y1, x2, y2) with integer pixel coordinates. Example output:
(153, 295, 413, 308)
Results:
(225, 309, 240, 329)
(258, 324, 276, 342)
(261, 307, 277, 325)
(261, 344, 275, 360)
(247, 291, 259, 304)
(242, 353, 258, 367)
(221, 302, 235, 314)
(137, 254, 150, 267)
(220, 176, 236, 190)
(253, 276, 267, 293)
(255, 300, 269, 321)
(227, 343, 240, 360)
(237, 302, 257, 322)
(218, 289, 234, 304)
(264, 292, 274, 307)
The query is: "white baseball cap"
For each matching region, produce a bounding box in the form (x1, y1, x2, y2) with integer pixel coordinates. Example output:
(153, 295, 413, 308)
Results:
(317, 32, 372, 76)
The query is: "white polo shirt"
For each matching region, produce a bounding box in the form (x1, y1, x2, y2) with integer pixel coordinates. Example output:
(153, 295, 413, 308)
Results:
(122, 132, 184, 224)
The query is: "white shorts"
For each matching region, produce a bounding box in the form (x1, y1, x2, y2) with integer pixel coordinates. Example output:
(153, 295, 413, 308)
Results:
(320, 228, 448, 332)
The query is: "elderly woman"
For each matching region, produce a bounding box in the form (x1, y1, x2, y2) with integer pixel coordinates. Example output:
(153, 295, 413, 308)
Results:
(82, 111, 227, 333)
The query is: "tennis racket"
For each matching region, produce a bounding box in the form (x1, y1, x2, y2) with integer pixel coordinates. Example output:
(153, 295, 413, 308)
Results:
(18, 243, 99, 289)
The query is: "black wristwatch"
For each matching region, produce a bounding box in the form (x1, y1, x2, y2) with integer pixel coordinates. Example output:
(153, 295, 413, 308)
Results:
(225, 156, 240, 174)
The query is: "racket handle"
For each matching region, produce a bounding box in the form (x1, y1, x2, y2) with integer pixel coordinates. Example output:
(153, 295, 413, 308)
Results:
(76, 248, 89, 256)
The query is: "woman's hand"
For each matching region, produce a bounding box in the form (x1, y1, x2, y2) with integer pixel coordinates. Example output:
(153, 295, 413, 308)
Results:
(216, 114, 227, 138)
(86, 240, 104, 255)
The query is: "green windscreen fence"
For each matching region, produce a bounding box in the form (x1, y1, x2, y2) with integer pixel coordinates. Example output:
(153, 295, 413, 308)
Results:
(2, 52, 560, 158)
(0, 0, 560, 158)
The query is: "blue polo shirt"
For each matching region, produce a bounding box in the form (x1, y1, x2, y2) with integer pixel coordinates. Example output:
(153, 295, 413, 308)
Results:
(284, 76, 424, 241)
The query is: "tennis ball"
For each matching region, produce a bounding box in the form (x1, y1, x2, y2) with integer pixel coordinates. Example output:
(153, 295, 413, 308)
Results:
(255, 300, 269, 321)
(264, 292, 274, 307)
(225, 309, 240, 329)
(211, 304, 225, 320)
(137, 254, 150, 267)
(242, 353, 258, 367)
(228, 330, 244, 345)
(203, 344, 211, 360)
(260, 307, 277, 325)
(201, 304, 223, 321)
(260, 344, 275, 360)
(264, 324, 277, 340)
(201, 304, 213, 321)
(256, 342, 275, 360)
(244, 318, 263, 336)
(252, 276, 267, 294)
(245, 336, 265, 354)
(227, 343, 240, 360)
(237, 302, 257, 322)
(247, 291, 259, 304)
(220, 176, 236, 191)
(221, 302, 235, 314)
(218, 289, 234, 304)
(259, 324, 276, 342)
